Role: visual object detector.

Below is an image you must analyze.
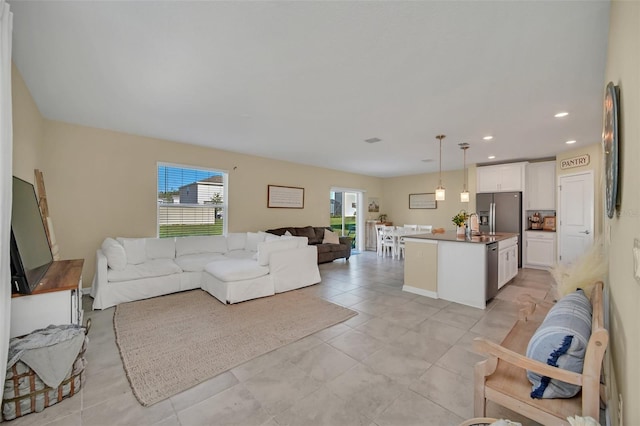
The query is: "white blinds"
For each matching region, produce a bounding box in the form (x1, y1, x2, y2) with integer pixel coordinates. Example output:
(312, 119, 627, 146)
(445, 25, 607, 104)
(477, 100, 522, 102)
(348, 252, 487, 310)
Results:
(157, 164, 226, 238)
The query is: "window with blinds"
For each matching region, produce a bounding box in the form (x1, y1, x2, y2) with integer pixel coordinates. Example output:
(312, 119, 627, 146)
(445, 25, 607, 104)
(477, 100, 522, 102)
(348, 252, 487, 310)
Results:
(157, 163, 227, 238)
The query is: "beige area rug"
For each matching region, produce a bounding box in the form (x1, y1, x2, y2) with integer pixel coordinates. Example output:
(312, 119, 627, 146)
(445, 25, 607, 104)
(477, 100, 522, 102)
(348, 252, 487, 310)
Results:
(113, 289, 357, 406)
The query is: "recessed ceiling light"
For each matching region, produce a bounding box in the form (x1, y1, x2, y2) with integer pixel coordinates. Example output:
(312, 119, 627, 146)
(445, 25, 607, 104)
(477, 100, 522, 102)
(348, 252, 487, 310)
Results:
(488, 155, 496, 159)
(555, 112, 569, 118)
(364, 137, 381, 144)
(483, 136, 493, 141)
(566, 140, 577, 144)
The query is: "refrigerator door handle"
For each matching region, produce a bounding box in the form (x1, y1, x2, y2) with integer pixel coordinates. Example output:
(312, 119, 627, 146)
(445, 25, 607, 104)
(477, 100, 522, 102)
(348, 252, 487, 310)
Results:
(490, 203, 495, 234)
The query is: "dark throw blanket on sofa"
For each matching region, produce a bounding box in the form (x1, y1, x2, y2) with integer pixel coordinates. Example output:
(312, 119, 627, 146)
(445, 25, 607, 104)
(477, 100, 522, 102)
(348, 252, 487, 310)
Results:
(266, 226, 351, 263)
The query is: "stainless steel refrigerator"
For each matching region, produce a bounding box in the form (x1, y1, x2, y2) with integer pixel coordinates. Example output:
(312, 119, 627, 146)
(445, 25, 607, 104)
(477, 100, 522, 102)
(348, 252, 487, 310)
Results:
(476, 192, 522, 267)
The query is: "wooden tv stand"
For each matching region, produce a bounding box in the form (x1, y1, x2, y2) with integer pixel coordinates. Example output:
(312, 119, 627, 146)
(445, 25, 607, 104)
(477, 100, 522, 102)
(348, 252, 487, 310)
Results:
(10, 259, 84, 338)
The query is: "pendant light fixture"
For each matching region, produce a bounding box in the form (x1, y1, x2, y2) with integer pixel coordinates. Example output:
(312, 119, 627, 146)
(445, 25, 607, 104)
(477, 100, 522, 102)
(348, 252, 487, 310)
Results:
(459, 143, 470, 203)
(435, 134, 446, 201)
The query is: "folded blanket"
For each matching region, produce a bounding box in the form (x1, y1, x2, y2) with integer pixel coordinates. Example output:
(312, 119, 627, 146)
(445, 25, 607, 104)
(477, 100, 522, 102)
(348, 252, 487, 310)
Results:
(7, 324, 86, 388)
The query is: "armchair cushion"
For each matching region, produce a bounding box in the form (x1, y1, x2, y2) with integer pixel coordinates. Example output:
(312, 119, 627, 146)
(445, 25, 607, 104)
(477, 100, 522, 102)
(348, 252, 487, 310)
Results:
(525, 289, 592, 398)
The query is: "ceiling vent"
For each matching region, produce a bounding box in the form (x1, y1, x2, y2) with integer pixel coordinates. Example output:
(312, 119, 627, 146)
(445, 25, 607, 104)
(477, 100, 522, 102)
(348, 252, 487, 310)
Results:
(364, 137, 382, 144)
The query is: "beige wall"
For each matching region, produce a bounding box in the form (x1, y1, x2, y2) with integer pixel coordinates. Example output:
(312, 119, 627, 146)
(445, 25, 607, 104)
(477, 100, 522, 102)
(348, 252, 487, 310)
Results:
(382, 165, 477, 230)
(34, 120, 383, 284)
(11, 62, 44, 183)
(603, 1, 640, 424)
(11, 63, 385, 286)
(556, 143, 603, 237)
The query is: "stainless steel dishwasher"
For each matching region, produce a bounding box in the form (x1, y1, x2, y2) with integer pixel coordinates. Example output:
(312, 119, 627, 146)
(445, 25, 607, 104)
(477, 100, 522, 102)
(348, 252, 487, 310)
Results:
(486, 242, 499, 301)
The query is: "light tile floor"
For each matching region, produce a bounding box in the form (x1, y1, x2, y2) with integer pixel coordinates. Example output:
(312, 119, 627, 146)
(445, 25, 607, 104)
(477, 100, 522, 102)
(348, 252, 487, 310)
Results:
(6, 252, 556, 426)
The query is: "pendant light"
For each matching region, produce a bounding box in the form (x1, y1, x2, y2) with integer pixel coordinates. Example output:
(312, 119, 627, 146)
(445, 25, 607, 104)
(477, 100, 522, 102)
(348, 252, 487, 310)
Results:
(435, 135, 446, 201)
(459, 143, 470, 203)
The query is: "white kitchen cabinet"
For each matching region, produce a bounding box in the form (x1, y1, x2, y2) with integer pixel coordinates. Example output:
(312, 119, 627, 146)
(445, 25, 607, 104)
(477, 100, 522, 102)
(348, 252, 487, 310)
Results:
(525, 231, 556, 269)
(498, 236, 518, 288)
(477, 162, 527, 193)
(526, 161, 556, 210)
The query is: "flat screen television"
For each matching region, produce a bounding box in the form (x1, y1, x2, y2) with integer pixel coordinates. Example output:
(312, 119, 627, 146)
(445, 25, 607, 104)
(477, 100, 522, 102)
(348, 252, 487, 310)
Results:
(10, 176, 53, 294)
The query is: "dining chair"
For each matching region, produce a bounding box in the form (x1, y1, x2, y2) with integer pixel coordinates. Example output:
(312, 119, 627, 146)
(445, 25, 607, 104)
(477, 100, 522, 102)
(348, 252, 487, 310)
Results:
(381, 226, 396, 258)
(403, 224, 418, 230)
(374, 224, 385, 256)
(417, 225, 433, 232)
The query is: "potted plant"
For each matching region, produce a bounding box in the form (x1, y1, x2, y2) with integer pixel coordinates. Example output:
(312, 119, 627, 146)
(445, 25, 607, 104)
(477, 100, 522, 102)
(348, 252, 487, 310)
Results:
(452, 210, 468, 235)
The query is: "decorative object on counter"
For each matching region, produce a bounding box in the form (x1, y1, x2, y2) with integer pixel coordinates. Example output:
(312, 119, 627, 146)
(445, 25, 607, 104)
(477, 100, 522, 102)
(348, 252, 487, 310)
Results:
(459, 143, 470, 202)
(452, 210, 468, 236)
(377, 213, 388, 222)
(542, 216, 556, 231)
(529, 212, 542, 229)
(467, 213, 480, 236)
(434, 134, 446, 201)
(432, 227, 446, 234)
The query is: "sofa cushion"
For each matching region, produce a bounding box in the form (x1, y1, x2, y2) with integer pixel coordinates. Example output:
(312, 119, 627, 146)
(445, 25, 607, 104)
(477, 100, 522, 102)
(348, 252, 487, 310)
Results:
(101, 238, 127, 271)
(174, 253, 227, 272)
(204, 259, 269, 282)
(315, 244, 333, 254)
(314, 227, 327, 243)
(257, 238, 302, 266)
(117, 238, 147, 265)
(224, 250, 256, 260)
(175, 236, 228, 257)
(264, 232, 280, 241)
(323, 229, 340, 244)
(329, 243, 347, 252)
(296, 226, 318, 244)
(107, 259, 182, 282)
(526, 289, 592, 398)
(145, 238, 175, 259)
(226, 233, 247, 251)
(265, 227, 290, 237)
(245, 232, 266, 252)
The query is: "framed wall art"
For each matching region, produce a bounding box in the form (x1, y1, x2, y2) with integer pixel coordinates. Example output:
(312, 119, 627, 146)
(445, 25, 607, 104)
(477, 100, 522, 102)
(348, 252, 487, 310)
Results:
(409, 193, 437, 209)
(268, 185, 304, 208)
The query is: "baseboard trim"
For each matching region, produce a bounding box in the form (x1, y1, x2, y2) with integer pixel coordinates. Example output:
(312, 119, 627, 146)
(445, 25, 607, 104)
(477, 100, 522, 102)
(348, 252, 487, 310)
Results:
(402, 285, 438, 299)
(81, 287, 91, 296)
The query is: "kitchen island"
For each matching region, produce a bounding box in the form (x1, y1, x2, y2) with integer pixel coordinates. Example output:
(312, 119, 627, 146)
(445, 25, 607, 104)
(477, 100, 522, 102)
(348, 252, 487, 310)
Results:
(403, 231, 518, 309)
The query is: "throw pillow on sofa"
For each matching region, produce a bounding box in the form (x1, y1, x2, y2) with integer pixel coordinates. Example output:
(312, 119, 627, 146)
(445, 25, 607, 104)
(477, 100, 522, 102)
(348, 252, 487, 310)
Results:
(246, 232, 266, 251)
(145, 238, 176, 259)
(323, 229, 340, 244)
(116, 238, 147, 265)
(101, 238, 127, 271)
(526, 289, 592, 398)
(227, 233, 247, 251)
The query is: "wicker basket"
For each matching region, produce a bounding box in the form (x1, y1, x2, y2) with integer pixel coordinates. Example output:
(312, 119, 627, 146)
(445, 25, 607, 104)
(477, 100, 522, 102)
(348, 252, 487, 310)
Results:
(2, 326, 89, 421)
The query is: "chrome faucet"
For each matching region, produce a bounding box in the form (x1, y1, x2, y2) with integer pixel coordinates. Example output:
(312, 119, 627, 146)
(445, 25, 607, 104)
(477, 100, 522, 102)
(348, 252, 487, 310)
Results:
(467, 213, 480, 236)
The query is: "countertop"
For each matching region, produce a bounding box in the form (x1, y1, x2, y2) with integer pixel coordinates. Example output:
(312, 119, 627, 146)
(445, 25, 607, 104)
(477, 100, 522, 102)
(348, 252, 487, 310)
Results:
(403, 231, 519, 244)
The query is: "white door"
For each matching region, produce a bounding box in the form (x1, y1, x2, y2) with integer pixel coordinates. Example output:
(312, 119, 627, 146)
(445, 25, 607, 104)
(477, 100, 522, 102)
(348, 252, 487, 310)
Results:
(558, 171, 594, 264)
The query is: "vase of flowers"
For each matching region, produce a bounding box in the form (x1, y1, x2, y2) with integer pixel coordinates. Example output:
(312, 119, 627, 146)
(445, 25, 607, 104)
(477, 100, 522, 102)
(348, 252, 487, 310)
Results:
(452, 210, 468, 236)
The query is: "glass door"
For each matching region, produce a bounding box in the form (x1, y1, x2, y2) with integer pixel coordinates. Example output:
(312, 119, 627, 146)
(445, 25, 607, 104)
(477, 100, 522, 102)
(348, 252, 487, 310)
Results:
(330, 190, 361, 250)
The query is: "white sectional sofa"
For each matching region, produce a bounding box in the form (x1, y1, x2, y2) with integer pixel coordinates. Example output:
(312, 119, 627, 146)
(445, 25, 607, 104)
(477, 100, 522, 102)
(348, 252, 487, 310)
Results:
(90, 232, 321, 309)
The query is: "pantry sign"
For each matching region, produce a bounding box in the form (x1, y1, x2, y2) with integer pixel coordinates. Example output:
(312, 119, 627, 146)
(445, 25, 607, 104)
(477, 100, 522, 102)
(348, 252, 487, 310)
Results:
(560, 154, 590, 170)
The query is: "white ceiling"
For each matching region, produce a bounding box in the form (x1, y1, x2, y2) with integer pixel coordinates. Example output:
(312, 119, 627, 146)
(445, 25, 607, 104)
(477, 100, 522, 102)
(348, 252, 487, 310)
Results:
(9, 1, 610, 177)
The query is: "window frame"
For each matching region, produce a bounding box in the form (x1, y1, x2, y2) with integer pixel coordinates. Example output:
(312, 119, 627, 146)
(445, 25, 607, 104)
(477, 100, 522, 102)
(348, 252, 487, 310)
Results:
(156, 162, 229, 238)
